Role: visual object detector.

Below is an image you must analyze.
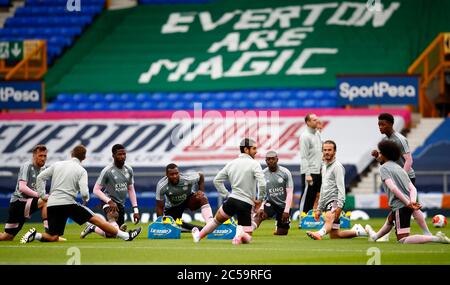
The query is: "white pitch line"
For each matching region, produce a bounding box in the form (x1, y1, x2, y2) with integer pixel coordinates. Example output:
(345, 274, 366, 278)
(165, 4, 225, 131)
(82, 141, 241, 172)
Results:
(0, 244, 449, 254)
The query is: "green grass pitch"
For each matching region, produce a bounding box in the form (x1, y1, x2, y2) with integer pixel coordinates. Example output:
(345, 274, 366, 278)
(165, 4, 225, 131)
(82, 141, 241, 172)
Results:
(0, 218, 449, 265)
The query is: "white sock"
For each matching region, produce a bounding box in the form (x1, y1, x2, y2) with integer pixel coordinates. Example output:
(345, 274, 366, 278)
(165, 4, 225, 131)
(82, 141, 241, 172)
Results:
(355, 226, 367, 237)
(318, 227, 327, 237)
(35, 233, 42, 241)
(251, 221, 258, 231)
(201, 204, 213, 223)
(116, 230, 129, 240)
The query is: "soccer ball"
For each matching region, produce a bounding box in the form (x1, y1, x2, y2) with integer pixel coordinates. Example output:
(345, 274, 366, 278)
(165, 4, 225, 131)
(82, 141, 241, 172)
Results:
(432, 214, 447, 228)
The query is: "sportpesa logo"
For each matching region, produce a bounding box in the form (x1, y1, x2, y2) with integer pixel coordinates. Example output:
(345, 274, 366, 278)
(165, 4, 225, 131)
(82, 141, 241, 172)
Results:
(0, 87, 39, 102)
(339, 81, 416, 101)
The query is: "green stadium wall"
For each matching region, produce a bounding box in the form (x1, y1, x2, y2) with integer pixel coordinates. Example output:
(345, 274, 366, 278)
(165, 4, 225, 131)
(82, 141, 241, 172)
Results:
(45, 0, 450, 100)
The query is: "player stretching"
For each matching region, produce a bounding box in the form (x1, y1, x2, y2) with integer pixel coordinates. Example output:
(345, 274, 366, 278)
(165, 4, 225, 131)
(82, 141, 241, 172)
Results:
(156, 163, 213, 231)
(20, 145, 141, 243)
(371, 113, 431, 241)
(0, 145, 53, 241)
(81, 144, 140, 239)
(365, 140, 450, 244)
(306, 141, 367, 240)
(253, 151, 294, 235)
(191, 138, 266, 245)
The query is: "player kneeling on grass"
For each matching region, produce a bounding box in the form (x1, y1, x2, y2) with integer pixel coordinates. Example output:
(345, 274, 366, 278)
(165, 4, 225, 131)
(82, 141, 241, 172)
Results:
(80, 144, 140, 239)
(0, 145, 66, 241)
(306, 140, 367, 240)
(364, 140, 450, 244)
(20, 145, 142, 244)
(156, 164, 213, 231)
(253, 150, 293, 235)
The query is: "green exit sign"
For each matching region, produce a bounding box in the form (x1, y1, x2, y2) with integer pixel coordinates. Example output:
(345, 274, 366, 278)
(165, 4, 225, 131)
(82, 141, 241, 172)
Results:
(0, 41, 24, 60)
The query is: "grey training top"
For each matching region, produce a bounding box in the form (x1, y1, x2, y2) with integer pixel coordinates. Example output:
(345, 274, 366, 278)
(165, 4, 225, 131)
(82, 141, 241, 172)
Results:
(300, 126, 322, 175)
(382, 131, 415, 179)
(263, 166, 293, 208)
(318, 159, 346, 211)
(11, 161, 46, 203)
(36, 158, 89, 207)
(214, 153, 266, 206)
(96, 163, 134, 206)
(380, 161, 412, 211)
(156, 173, 200, 209)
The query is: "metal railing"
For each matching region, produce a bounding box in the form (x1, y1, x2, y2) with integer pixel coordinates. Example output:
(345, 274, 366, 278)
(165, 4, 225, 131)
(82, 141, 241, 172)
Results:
(408, 32, 450, 117)
(373, 170, 450, 193)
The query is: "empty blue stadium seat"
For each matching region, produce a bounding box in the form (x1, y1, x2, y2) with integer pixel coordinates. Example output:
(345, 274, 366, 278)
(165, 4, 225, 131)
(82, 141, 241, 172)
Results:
(311, 90, 325, 99)
(46, 88, 339, 111)
(45, 103, 58, 111)
(219, 101, 234, 109)
(182, 92, 195, 101)
(88, 93, 102, 102)
(235, 101, 250, 109)
(253, 100, 269, 109)
(92, 102, 108, 111)
(156, 102, 170, 110)
(295, 90, 310, 100)
(301, 99, 316, 108)
(318, 99, 337, 108)
(108, 102, 122, 111)
(286, 100, 300, 109)
(214, 92, 227, 101)
(229, 91, 244, 101)
(103, 93, 118, 102)
(138, 101, 154, 110)
(72, 93, 88, 102)
(151, 93, 165, 101)
(171, 101, 187, 110)
(203, 101, 219, 110)
(276, 90, 294, 100)
(119, 93, 135, 102)
(60, 103, 75, 111)
(269, 100, 283, 109)
(135, 93, 150, 102)
(166, 92, 181, 101)
(56, 93, 73, 102)
(76, 102, 91, 111)
(326, 90, 337, 99)
(123, 102, 138, 110)
(198, 92, 212, 101)
(262, 91, 276, 100)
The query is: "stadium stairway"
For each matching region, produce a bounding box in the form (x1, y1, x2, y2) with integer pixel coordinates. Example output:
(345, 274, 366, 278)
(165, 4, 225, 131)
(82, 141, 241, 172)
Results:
(108, 0, 137, 10)
(0, 0, 24, 28)
(351, 116, 444, 194)
(0, 0, 106, 65)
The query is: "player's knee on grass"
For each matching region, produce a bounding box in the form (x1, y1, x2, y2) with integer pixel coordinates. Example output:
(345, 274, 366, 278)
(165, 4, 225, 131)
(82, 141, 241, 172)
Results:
(255, 211, 268, 224)
(329, 229, 341, 239)
(274, 228, 288, 235)
(105, 207, 119, 223)
(396, 233, 409, 242)
(0, 232, 15, 241)
(188, 192, 208, 211)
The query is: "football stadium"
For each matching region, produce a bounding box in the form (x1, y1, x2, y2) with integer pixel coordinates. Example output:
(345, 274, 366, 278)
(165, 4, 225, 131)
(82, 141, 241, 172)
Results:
(1, 0, 450, 269)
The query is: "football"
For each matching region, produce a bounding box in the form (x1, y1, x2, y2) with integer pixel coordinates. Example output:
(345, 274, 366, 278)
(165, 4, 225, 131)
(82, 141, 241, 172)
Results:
(432, 214, 447, 228)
